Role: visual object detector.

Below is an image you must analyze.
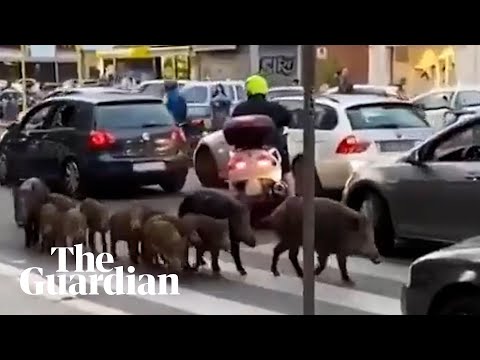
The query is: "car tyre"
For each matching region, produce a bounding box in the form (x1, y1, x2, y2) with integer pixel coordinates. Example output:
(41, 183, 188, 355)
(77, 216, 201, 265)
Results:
(0, 152, 9, 186)
(62, 159, 84, 199)
(360, 191, 395, 256)
(292, 156, 323, 196)
(195, 147, 224, 188)
(436, 293, 480, 315)
(159, 168, 188, 193)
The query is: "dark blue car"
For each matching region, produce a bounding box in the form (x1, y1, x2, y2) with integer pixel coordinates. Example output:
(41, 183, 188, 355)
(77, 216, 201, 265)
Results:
(0, 93, 190, 197)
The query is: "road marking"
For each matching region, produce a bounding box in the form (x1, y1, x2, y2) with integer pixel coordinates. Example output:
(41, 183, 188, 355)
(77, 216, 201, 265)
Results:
(241, 243, 409, 283)
(216, 259, 401, 315)
(0, 261, 131, 315)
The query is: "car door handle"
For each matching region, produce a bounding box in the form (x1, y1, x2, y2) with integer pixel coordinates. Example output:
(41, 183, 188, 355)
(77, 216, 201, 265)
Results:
(465, 175, 480, 181)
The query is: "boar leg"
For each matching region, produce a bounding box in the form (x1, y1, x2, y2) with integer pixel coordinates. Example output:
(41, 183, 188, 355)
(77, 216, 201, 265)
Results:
(182, 246, 192, 271)
(101, 232, 108, 253)
(110, 237, 118, 259)
(24, 221, 34, 248)
(288, 247, 303, 278)
(314, 253, 329, 276)
(336, 254, 353, 284)
(87, 230, 96, 253)
(128, 239, 139, 264)
(230, 241, 247, 276)
(193, 248, 205, 270)
(271, 241, 289, 277)
(210, 249, 221, 273)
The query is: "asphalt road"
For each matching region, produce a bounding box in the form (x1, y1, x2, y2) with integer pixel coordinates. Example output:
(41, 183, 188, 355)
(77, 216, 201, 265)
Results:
(0, 170, 444, 315)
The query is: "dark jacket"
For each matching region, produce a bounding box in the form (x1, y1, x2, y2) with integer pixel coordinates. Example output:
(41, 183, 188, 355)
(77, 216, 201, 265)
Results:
(232, 94, 291, 149)
(166, 88, 187, 124)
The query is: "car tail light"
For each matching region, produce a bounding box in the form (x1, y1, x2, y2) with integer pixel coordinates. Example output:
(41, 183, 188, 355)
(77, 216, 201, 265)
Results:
(256, 154, 275, 167)
(171, 126, 187, 144)
(336, 135, 370, 154)
(228, 156, 247, 171)
(191, 119, 205, 127)
(88, 130, 116, 150)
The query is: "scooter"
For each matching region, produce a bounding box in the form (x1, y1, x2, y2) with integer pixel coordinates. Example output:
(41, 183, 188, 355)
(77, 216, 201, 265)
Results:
(223, 115, 288, 226)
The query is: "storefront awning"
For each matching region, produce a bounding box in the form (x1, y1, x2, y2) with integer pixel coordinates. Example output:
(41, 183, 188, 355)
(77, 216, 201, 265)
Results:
(414, 49, 438, 71)
(96, 46, 191, 59)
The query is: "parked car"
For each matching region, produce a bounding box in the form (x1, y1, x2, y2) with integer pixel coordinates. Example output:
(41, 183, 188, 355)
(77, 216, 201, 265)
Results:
(266, 86, 304, 100)
(192, 93, 433, 191)
(402, 236, 480, 315)
(0, 93, 190, 196)
(412, 86, 480, 131)
(181, 80, 246, 121)
(137, 79, 189, 98)
(342, 113, 480, 255)
(12, 78, 40, 94)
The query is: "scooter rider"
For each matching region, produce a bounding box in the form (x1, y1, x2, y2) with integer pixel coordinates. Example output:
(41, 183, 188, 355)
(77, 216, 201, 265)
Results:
(232, 74, 295, 195)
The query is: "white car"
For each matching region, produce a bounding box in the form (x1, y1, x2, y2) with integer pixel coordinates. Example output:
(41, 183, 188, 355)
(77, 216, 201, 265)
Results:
(137, 79, 190, 98)
(12, 78, 40, 94)
(325, 84, 401, 97)
(267, 86, 304, 100)
(412, 86, 480, 131)
(193, 93, 434, 195)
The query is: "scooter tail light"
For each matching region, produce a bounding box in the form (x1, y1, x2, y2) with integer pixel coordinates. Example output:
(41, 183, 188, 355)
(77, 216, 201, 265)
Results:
(256, 154, 275, 167)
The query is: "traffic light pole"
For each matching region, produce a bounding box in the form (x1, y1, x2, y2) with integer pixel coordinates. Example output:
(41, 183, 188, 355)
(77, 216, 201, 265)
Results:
(301, 45, 316, 315)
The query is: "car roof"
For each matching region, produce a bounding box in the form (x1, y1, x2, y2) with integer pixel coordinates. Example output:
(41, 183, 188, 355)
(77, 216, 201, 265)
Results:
(413, 85, 480, 99)
(183, 80, 244, 87)
(140, 79, 189, 86)
(46, 92, 163, 105)
(269, 86, 304, 92)
(273, 94, 409, 107)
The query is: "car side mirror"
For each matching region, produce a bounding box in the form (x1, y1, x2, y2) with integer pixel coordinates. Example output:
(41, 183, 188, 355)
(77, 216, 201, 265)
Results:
(443, 111, 458, 127)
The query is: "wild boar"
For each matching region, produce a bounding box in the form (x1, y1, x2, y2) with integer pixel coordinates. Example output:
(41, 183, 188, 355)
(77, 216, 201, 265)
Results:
(142, 216, 187, 272)
(110, 202, 153, 263)
(181, 214, 230, 273)
(38, 203, 60, 252)
(79, 198, 110, 253)
(178, 189, 256, 276)
(14, 178, 50, 248)
(262, 196, 381, 283)
(47, 193, 77, 212)
(57, 208, 88, 248)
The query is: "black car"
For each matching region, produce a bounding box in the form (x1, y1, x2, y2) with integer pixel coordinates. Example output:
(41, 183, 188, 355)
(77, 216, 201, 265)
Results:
(0, 93, 190, 197)
(402, 236, 480, 315)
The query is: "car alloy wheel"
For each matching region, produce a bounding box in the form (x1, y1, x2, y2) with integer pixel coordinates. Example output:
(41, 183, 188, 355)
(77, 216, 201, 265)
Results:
(64, 161, 80, 197)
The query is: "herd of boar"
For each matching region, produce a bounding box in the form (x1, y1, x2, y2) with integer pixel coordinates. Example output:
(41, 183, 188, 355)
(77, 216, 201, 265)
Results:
(13, 177, 382, 283)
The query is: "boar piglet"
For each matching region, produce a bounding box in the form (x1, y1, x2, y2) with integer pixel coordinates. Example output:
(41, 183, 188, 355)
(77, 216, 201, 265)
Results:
(110, 202, 153, 263)
(47, 193, 77, 212)
(178, 189, 256, 276)
(14, 178, 50, 248)
(80, 198, 110, 253)
(181, 214, 230, 273)
(39, 203, 60, 252)
(57, 208, 88, 249)
(142, 215, 187, 273)
(264, 196, 382, 284)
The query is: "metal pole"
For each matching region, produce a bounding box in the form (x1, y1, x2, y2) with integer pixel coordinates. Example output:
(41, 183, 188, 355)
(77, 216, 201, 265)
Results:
(20, 45, 27, 112)
(301, 45, 316, 315)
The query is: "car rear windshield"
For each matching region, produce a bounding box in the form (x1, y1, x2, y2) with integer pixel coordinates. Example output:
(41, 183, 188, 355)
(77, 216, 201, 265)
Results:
(95, 102, 174, 130)
(346, 103, 429, 130)
(268, 90, 304, 99)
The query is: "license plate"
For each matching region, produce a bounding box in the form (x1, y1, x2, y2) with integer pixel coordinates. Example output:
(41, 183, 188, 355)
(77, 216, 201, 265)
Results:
(133, 162, 166, 172)
(378, 141, 415, 152)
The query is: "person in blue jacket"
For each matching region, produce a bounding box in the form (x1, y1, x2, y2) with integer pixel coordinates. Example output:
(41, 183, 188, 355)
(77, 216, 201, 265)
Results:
(165, 80, 187, 125)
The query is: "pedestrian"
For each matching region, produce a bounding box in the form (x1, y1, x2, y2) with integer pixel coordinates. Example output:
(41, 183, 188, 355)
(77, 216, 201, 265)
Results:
(210, 83, 231, 129)
(165, 80, 187, 125)
(396, 77, 408, 100)
(337, 67, 353, 93)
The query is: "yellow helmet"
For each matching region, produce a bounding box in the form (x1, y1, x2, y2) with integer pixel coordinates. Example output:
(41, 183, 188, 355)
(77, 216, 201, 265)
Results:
(245, 75, 269, 96)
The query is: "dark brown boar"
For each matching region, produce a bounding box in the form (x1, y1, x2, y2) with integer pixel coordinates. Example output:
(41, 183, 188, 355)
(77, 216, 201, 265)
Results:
(178, 189, 256, 276)
(79, 198, 110, 253)
(38, 203, 60, 252)
(109, 202, 153, 264)
(47, 193, 77, 212)
(181, 214, 229, 273)
(57, 208, 88, 248)
(14, 178, 50, 248)
(142, 215, 187, 272)
(262, 196, 381, 284)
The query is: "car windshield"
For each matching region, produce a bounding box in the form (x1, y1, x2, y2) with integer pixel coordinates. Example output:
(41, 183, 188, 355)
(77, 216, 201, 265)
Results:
(95, 102, 174, 130)
(346, 103, 429, 130)
(181, 86, 209, 104)
(187, 106, 211, 120)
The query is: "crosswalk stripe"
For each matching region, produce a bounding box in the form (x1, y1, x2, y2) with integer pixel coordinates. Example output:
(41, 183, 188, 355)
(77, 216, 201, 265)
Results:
(241, 243, 409, 283)
(215, 259, 401, 315)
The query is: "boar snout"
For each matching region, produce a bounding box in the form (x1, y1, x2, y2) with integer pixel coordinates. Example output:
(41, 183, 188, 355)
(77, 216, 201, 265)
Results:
(370, 255, 382, 265)
(188, 230, 202, 246)
(130, 218, 142, 230)
(243, 235, 256, 248)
